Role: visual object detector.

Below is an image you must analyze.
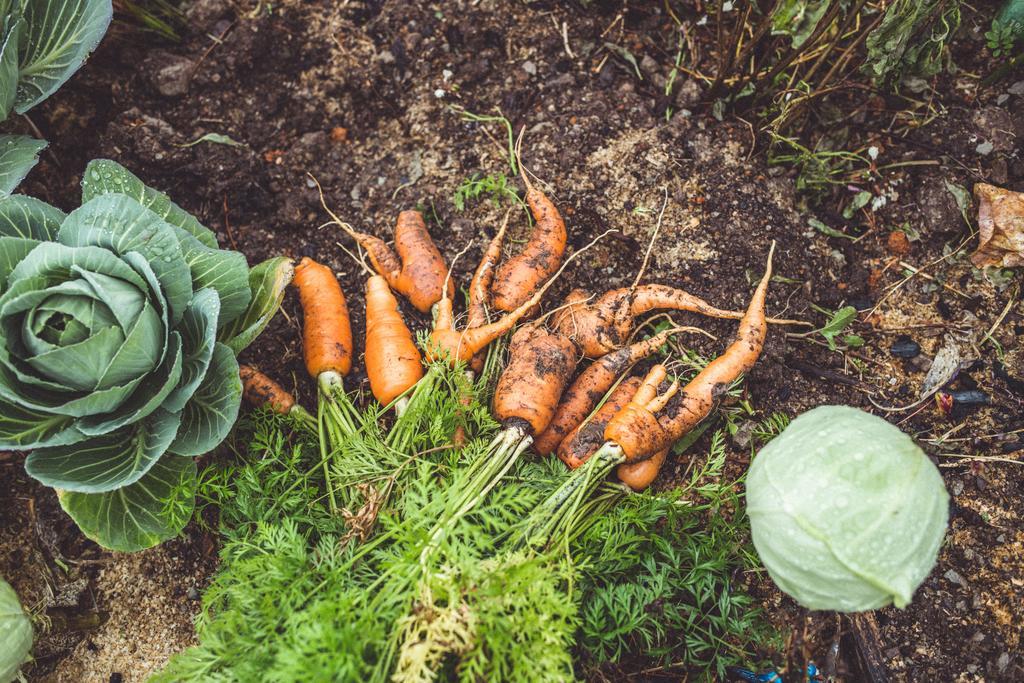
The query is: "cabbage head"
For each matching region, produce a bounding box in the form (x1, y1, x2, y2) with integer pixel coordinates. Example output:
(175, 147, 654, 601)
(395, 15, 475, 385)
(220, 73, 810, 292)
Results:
(0, 159, 292, 551)
(746, 405, 949, 612)
(0, 578, 32, 682)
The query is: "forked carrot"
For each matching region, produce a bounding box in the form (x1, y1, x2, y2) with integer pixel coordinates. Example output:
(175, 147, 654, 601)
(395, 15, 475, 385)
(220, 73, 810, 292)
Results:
(312, 176, 452, 313)
(343, 210, 453, 313)
(553, 282, 804, 358)
(556, 376, 641, 469)
(490, 132, 567, 311)
(553, 285, 746, 358)
(605, 245, 775, 462)
(293, 257, 352, 379)
(364, 275, 424, 407)
(533, 328, 682, 456)
(492, 324, 577, 437)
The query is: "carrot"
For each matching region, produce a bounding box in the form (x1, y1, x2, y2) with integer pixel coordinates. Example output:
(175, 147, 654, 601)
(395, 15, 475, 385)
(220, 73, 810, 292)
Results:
(239, 365, 315, 430)
(466, 214, 509, 373)
(467, 214, 510, 329)
(605, 245, 775, 461)
(616, 447, 669, 491)
(239, 365, 297, 414)
(490, 138, 567, 312)
(556, 376, 641, 469)
(428, 227, 611, 365)
(428, 283, 542, 364)
(533, 328, 679, 456)
(293, 257, 353, 379)
(492, 324, 577, 436)
(364, 275, 424, 407)
(344, 210, 453, 313)
(311, 176, 451, 312)
(553, 285, 745, 358)
(553, 282, 805, 358)
(290, 256, 361, 516)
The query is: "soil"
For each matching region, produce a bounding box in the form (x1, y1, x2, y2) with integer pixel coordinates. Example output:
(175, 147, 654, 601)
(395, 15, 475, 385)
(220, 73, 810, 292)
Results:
(1, 0, 1022, 681)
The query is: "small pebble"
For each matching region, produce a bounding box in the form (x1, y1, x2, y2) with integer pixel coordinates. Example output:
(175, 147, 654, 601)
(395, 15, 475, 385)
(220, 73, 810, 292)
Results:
(522, 60, 537, 76)
(891, 337, 920, 359)
(944, 569, 965, 586)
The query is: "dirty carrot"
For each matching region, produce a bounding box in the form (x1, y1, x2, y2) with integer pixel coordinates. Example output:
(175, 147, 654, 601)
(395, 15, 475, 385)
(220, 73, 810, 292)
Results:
(605, 244, 776, 463)
(466, 213, 510, 373)
(598, 364, 677, 463)
(556, 375, 641, 469)
(554, 283, 801, 358)
(293, 257, 353, 379)
(312, 176, 452, 312)
(533, 327, 683, 456)
(490, 132, 567, 311)
(492, 323, 578, 438)
(347, 210, 453, 313)
(428, 229, 612, 365)
(239, 365, 313, 424)
(364, 275, 424, 409)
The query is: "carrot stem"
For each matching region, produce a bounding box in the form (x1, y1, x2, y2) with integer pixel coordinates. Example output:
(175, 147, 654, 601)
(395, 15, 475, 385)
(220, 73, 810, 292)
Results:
(418, 424, 531, 568)
(515, 441, 625, 550)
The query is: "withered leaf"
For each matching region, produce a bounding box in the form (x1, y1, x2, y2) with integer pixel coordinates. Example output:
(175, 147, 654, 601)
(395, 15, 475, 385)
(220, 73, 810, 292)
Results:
(971, 183, 1024, 268)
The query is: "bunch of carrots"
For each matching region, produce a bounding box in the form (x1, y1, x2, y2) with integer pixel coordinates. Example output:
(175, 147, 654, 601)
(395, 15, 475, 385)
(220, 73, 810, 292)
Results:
(240, 145, 791, 502)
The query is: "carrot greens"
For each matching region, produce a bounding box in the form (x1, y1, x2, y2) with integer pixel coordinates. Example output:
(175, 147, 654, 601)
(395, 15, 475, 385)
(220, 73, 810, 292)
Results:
(157, 360, 774, 682)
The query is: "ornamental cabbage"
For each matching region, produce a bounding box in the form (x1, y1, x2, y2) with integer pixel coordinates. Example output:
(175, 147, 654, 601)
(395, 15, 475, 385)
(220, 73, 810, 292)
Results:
(0, 578, 32, 682)
(746, 405, 949, 612)
(0, 159, 292, 551)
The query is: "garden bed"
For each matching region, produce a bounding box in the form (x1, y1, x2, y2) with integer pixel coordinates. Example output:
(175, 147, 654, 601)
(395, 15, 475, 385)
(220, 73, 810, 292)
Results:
(1, 0, 1021, 680)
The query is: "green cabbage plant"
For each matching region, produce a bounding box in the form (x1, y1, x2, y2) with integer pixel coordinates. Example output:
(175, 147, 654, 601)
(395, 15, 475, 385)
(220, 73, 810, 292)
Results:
(746, 405, 949, 612)
(1, 0, 113, 198)
(0, 578, 32, 682)
(0, 159, 293, 552)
